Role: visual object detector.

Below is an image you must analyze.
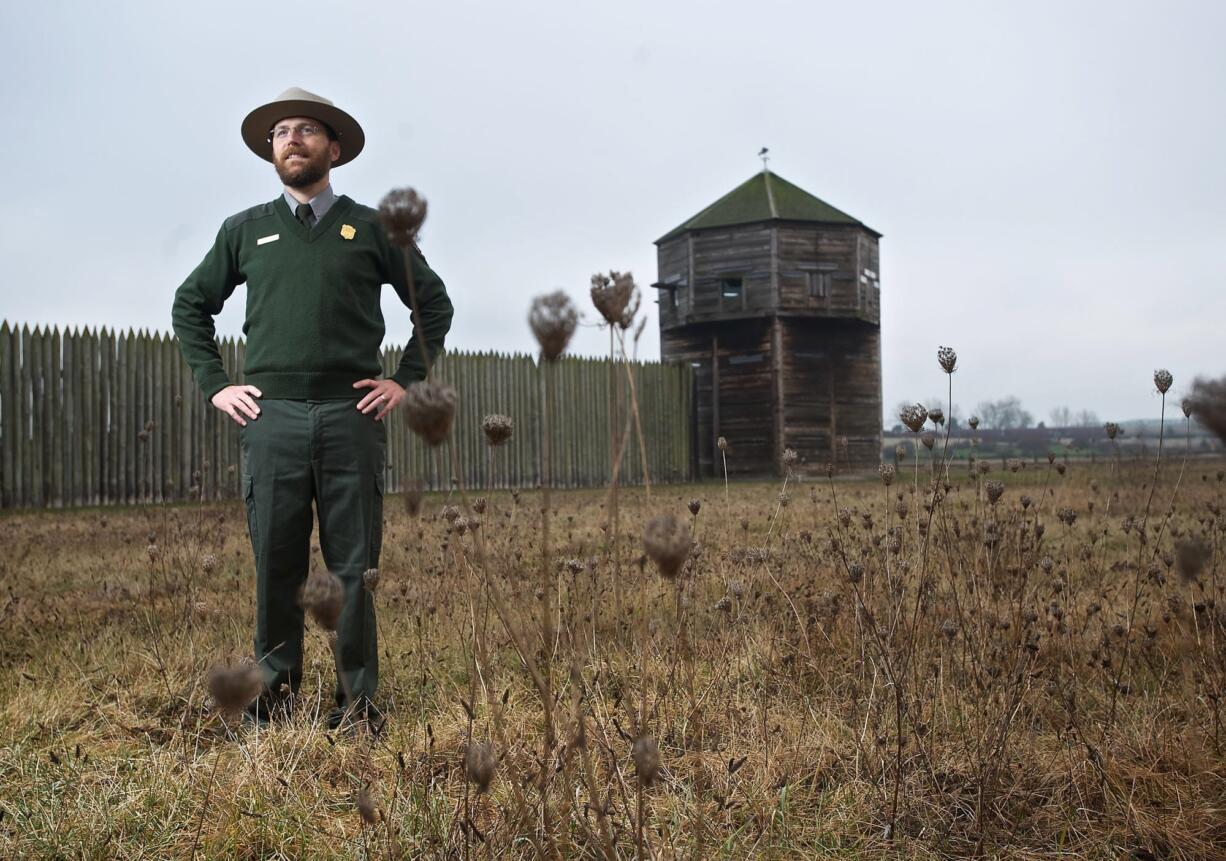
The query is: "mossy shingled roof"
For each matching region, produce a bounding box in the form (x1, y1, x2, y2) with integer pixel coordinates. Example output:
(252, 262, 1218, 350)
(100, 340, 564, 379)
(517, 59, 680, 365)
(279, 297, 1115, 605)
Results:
(656, 170, 878, 243)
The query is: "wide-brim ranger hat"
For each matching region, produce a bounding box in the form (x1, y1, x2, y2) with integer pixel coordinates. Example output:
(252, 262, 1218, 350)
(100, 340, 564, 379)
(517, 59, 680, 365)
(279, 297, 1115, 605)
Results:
(240, 86, 365, 167)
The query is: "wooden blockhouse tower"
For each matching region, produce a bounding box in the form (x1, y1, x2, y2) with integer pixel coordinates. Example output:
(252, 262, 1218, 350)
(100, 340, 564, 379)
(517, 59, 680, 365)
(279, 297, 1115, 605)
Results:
(653, 170, 883, 476)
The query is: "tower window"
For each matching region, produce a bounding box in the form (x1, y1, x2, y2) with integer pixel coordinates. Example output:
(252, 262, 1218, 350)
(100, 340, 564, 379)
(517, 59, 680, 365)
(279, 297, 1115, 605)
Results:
(808, 271, 830, 299)
(720, 277, 744, 309)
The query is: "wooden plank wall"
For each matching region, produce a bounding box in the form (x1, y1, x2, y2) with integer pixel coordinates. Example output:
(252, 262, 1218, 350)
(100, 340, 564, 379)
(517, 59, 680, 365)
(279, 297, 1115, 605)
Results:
(662, 320, 774, 477)
(685, 226, 773, 319)
(660, 224, 881, 331)
(655, 238, 689, 328)
(656, 222, 883, 477)
(781, 319, 883, 473)
(0, 322, 692, 509)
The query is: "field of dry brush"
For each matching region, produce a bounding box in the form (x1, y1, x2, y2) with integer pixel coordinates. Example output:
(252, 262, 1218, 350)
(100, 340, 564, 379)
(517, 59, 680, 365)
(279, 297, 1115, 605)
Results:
(1, 443, 1224, 859)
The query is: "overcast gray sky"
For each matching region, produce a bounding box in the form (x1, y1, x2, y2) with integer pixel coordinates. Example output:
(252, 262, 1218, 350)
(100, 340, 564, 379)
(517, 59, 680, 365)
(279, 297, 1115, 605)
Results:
(2, 0, 1223, 424)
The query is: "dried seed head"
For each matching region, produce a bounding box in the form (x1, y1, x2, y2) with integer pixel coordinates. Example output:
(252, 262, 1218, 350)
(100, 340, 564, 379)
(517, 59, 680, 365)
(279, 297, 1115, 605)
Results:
(619, 288, 643, 330)
(206, 661, 263, 715)
(632, 736, 660, 786)
(481, 413, 514, 447)
(879, 463, 896, 486)
(921, 431, 935, 450)
(687, 498, 701, 516)
(847, 561, 864, 584)
(1056, 507, 1078, 526)
(1104, 421, 1119, 440)
(1007, 458, 1022, 473)
(1175, 537, 1211, 583)
(1020, 494, 1032, 510)
(403, 481, 424, 517)
(717, 436, 729, 452)
(782, 448, 799, 467)
(900, 404, 928, 433)
(928, 407, 945, 426)
(528, 291, 578, 361)
(363, 568, 380, 593)
(300, 569, 344, 630)
(1181, 398, 1193, 418)
(968, 416, 980, 430)
(590, 271, 639, 328)
(201, 553, 219, 574)
(465, 740, 497, 792)
(404, 381, 457, 446)
(356, 788, 378, 824)
(473, 497, 488, 514)
(1153, 368, 1173, 394)
(894, 443, 907, 461)
(441, 504, 461, 524)
(377, 188, 428, 247)
(977, 460, 990, 475)
(984, 480, 1005, 505)
(937, 346, 958, 374)
(940, 619, 958, 640)
(642, 515, 692, 579)
(1185, 376, 1226, 445)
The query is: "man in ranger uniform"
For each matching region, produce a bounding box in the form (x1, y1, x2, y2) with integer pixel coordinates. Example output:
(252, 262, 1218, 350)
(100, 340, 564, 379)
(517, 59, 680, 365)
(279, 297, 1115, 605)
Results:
(172, 87, 452, 730)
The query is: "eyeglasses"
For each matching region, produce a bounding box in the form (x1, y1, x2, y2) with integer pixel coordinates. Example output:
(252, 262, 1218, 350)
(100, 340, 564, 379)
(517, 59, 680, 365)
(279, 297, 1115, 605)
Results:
(268, 123, 326, 143)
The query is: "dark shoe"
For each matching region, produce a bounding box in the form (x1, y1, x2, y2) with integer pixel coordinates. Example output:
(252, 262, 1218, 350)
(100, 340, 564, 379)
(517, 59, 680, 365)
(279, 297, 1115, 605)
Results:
(326, 699, 384, 735)
(244, 688, 295, 725)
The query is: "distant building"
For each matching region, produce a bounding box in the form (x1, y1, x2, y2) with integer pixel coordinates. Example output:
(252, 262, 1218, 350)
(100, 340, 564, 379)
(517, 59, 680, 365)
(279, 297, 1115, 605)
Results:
(653, 170, 883, 476)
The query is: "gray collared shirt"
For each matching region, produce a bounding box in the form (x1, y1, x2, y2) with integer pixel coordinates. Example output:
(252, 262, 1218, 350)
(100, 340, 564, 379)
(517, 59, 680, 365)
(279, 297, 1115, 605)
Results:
(282, 184, 337, 227)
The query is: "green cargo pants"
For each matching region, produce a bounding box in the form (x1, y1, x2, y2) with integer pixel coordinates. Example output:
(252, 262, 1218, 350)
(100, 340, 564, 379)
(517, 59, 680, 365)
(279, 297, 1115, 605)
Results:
(239, 398, 385, 709)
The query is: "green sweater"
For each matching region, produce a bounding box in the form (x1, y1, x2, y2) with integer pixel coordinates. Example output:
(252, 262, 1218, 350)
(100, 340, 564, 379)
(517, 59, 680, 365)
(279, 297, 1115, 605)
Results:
(172, 194, 452, 401)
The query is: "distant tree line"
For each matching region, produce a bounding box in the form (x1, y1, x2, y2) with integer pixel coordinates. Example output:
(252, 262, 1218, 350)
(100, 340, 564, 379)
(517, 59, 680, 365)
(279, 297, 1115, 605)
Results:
(889, 397, 1101, 432)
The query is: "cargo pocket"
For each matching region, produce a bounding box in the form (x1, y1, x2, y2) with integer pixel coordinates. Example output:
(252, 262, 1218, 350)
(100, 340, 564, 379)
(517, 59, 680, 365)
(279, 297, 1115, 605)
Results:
(370, 467, 385, 566)
(242, 472, 261, 569)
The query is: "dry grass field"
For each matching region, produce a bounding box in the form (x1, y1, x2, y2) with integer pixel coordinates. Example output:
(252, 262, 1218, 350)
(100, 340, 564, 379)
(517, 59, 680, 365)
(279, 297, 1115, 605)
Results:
(1, 442, 1224, 860)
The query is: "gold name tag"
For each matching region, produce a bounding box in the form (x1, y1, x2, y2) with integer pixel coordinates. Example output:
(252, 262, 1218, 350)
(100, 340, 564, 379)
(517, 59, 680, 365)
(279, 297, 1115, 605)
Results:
(257, 234, 280, 245)
(340, 224, 356, 240)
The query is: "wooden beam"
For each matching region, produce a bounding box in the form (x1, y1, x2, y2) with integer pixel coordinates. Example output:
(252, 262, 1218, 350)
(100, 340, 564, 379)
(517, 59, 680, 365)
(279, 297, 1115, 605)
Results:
(711, 334, 720, 450)
(772, 317, 784, 474)
(829, 364, 837, 468)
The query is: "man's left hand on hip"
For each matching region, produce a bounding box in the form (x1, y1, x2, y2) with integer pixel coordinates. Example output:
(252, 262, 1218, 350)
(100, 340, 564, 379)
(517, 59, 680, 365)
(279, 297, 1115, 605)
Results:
(353, 378, 406, 422)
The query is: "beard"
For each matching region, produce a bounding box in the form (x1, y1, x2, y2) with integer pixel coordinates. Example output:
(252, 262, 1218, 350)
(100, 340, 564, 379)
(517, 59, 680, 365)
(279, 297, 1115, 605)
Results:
(274, 147, 331, 188)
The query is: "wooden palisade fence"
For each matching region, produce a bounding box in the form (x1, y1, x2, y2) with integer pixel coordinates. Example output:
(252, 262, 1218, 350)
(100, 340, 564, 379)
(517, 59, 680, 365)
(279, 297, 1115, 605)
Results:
(0, 322, 693, 509)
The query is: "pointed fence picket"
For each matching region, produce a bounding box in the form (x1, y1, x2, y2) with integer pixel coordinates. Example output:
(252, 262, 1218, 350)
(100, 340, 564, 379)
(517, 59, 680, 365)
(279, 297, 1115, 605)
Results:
(0, 321, 692, 508)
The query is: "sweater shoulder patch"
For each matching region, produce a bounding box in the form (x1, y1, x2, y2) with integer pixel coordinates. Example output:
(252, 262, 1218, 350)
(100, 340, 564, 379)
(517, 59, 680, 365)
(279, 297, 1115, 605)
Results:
(222, 201, 278, 233)
(345, 199, 429, 263)
(345, 200, 380, 222)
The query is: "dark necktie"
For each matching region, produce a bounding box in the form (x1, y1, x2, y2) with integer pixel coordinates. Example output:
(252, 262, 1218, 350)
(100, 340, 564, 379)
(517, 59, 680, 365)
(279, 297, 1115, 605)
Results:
(295, 202, 313, 229)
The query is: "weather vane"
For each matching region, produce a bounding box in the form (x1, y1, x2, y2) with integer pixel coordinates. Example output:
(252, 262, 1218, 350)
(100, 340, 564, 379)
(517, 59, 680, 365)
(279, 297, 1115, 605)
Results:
(758, 146, 770, 171)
